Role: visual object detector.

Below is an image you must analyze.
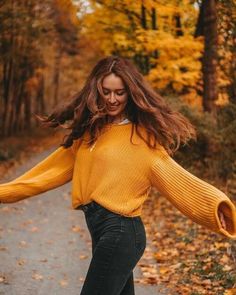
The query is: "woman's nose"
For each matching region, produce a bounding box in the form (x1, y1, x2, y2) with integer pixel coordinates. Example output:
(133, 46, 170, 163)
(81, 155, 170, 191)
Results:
(108, 92, 117, 103)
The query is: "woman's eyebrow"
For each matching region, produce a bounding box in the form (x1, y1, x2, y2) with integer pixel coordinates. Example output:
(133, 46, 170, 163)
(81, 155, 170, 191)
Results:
(102, 87, 126, 91)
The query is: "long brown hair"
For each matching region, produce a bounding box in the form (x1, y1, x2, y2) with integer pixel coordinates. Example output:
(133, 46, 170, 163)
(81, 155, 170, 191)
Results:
(36, 55, 197, 155)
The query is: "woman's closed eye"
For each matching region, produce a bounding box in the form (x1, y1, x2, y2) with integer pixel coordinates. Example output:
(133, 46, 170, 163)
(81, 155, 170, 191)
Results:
(103, 91, 126, 96)
(116, 92, 126, 96)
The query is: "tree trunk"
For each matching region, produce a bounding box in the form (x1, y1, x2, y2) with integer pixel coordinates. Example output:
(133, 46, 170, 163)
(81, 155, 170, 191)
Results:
(229, 45, 236, 103)
(151, 7, 158, 66)
(24, 89, 32, 131)
(13, 80, 25, 133)
(174, 13, 183, 37)
(35, 72, 46, 123)
(53, 44, 62, 106)
(141, 2, 147, 29)
(140, 2, 149, 75)
(194, 0, 218, 114)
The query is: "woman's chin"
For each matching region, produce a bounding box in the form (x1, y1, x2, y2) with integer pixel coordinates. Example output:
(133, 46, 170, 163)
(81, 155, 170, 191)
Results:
(107, 109, 121, 116)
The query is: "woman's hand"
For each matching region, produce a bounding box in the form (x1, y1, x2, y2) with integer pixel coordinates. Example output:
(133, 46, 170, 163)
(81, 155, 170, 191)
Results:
(219, 211, 227, 230)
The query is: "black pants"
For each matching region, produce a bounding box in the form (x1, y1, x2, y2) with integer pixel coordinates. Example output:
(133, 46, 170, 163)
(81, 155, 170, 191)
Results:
(78, 201, 146, 295)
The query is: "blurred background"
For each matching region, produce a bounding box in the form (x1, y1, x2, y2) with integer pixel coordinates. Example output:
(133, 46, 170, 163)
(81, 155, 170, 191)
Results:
(0, 1, 236, 294)
(0, 0, 235, 191)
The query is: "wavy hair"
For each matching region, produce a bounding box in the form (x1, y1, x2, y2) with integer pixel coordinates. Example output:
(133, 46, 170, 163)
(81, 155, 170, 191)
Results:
(36, 55, 197, 155)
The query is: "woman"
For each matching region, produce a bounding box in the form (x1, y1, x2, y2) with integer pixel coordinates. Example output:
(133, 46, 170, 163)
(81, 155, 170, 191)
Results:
(0, 56, 236, 295)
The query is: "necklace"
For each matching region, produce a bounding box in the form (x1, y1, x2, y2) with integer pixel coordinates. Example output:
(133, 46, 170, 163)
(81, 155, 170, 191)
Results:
(117, 118, 130, 125)
(111, 118, 130, 125)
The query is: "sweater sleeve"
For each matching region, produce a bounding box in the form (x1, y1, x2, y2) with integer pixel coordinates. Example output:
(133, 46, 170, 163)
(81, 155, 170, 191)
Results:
(0, 141, 79, 204)
(149, 146, 236, 239)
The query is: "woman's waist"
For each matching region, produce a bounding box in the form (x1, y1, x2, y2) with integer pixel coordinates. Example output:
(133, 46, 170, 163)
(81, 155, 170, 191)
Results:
(75, 197, 144, 217)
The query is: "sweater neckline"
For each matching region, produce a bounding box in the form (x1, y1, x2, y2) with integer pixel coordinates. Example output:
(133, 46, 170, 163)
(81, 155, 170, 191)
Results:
(106, 118, 131, 125)
(106, 121, 132, 128)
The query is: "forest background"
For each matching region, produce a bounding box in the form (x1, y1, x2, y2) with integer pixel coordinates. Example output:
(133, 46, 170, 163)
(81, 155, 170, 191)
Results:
(0, 1, 236, 294)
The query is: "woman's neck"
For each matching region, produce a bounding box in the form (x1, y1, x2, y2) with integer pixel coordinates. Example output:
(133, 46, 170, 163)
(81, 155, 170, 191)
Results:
(107, 115, 128, 124)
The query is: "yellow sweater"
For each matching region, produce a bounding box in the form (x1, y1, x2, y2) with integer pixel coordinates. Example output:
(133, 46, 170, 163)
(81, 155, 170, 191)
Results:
(0, 122, 236, 239)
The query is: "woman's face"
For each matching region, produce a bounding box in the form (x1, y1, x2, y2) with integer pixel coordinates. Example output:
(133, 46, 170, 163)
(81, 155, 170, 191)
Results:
(101, 73, 128, 123)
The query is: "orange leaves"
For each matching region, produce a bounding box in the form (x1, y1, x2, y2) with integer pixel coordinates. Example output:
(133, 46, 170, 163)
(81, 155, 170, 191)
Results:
(220, 253, 230, 264)
(141, 191, 236, 294)
(83, 0, 204, 98)
(54, 0, 80, 27)
(29, 226, 40, 233)
(155, 248, 180, 262)
(72, 225, 81, 232)
(224, 289, 236, 295)
(0, 274, 9, 285)
(135, 263, 159, 285)
(32, 272, 44, 281)
(154, 250, 169, 262)
(16, 259, 26, 266)
(59, 279, 69, 287)
(146, 35, 204, 93)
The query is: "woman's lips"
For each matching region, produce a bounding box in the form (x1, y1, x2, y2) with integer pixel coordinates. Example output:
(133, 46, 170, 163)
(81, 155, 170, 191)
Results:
(107, 105, 119, 110)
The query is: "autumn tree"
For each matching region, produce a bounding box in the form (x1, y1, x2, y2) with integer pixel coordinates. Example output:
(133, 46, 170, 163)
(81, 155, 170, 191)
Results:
(0, 1, 52, 135)
(217, 0, 236, 104)
(51, 0, 81, 105)
(83, 0, 203, 106)
(0, 0, 81, 137)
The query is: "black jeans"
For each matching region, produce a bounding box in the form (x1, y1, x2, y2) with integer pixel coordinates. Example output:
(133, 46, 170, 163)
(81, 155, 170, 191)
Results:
(78, 201, 146, 295)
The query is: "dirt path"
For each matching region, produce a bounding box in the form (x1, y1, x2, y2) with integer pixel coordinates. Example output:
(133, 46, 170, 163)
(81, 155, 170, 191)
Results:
(0, 147, 168, 295)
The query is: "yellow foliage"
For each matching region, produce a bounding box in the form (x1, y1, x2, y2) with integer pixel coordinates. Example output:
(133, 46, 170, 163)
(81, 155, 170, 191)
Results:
(145, 35, 203, 92)
(81, 0, 211, 104)
(224, 289, 236, 295)
(54, 0, 79, 27)
(215, 92, 229, 106)
(180, 90, 203, 111)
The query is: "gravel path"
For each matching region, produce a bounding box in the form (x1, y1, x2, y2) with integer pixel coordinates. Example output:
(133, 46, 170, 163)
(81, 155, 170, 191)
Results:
(0, 147, 168, 295)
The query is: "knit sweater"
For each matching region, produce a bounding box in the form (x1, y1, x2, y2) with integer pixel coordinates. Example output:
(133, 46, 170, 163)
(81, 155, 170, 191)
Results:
(0, 122, 236, 239)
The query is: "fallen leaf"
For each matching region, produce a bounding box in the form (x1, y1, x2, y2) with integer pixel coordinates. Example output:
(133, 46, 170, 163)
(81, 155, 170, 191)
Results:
(32, 273, 43, 280)
(17, 259, 26, 266)
(224, 289, 236, 295)
(72, 225, 81, 232)
(30, 226, 39, 232)
(60, 279, 68, 287)
(39, 258, 48, 263)
(223, 265, 232, 271)
(0, 246, 7, 251)
(19, 240, 28, 247)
